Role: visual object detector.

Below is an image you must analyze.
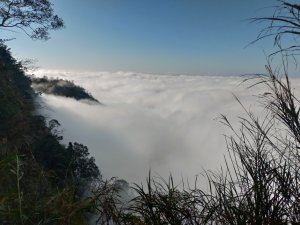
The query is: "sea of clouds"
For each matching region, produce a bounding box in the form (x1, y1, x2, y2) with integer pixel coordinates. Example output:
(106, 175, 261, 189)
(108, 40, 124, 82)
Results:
(32, 70, 300, 184)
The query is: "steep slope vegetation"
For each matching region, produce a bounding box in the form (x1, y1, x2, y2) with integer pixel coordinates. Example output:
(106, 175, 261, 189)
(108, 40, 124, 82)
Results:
(0, 44, 100, 225)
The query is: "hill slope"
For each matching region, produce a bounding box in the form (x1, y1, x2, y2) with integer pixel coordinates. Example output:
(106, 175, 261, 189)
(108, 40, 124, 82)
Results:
(0, 44, 100, 224)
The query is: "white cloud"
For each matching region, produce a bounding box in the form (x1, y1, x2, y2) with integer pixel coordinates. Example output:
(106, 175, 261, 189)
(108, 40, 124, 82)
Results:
(34, 70, 300, 184)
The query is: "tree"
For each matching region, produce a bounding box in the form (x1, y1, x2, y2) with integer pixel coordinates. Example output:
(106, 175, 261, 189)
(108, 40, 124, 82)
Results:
(66, 142, 100, 183)
(0, 0, 64, 40)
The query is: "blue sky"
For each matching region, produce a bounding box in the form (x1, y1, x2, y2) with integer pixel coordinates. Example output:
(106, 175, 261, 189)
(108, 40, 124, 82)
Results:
(6, 0, 279, 75)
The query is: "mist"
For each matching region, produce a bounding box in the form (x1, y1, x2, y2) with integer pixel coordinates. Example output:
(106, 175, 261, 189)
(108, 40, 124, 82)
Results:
(34, 70, 300, 184)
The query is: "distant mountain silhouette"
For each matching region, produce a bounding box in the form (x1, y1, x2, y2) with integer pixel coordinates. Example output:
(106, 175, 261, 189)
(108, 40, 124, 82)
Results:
(31, 76, 101, 103)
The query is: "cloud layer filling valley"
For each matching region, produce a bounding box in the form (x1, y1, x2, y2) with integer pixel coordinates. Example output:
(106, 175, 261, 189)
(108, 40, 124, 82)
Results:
(34, 70, 300, 184)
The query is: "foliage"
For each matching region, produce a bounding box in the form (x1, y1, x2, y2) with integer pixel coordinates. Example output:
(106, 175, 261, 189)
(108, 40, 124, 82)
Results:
(90, 178, 129, 225)
(0, 0, 64, 40)
(65, 142, 101, 198)
(66, 142, 100, 182)
(200, 64, 300, 224)
(31, 116, 101, 189)
(251, 0, 300, 56)
(0, 43, 101, 224)
(0, 154, 97, 225)
(0, 43, 33, 154)
(129, 175, 212, 225)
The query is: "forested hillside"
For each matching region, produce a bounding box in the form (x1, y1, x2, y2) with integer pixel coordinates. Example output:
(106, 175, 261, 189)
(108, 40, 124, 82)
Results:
(0, 44, 100, 224)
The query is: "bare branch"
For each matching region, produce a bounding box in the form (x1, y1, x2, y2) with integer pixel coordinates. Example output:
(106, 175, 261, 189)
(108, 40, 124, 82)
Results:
(0, 0, 64, 40)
